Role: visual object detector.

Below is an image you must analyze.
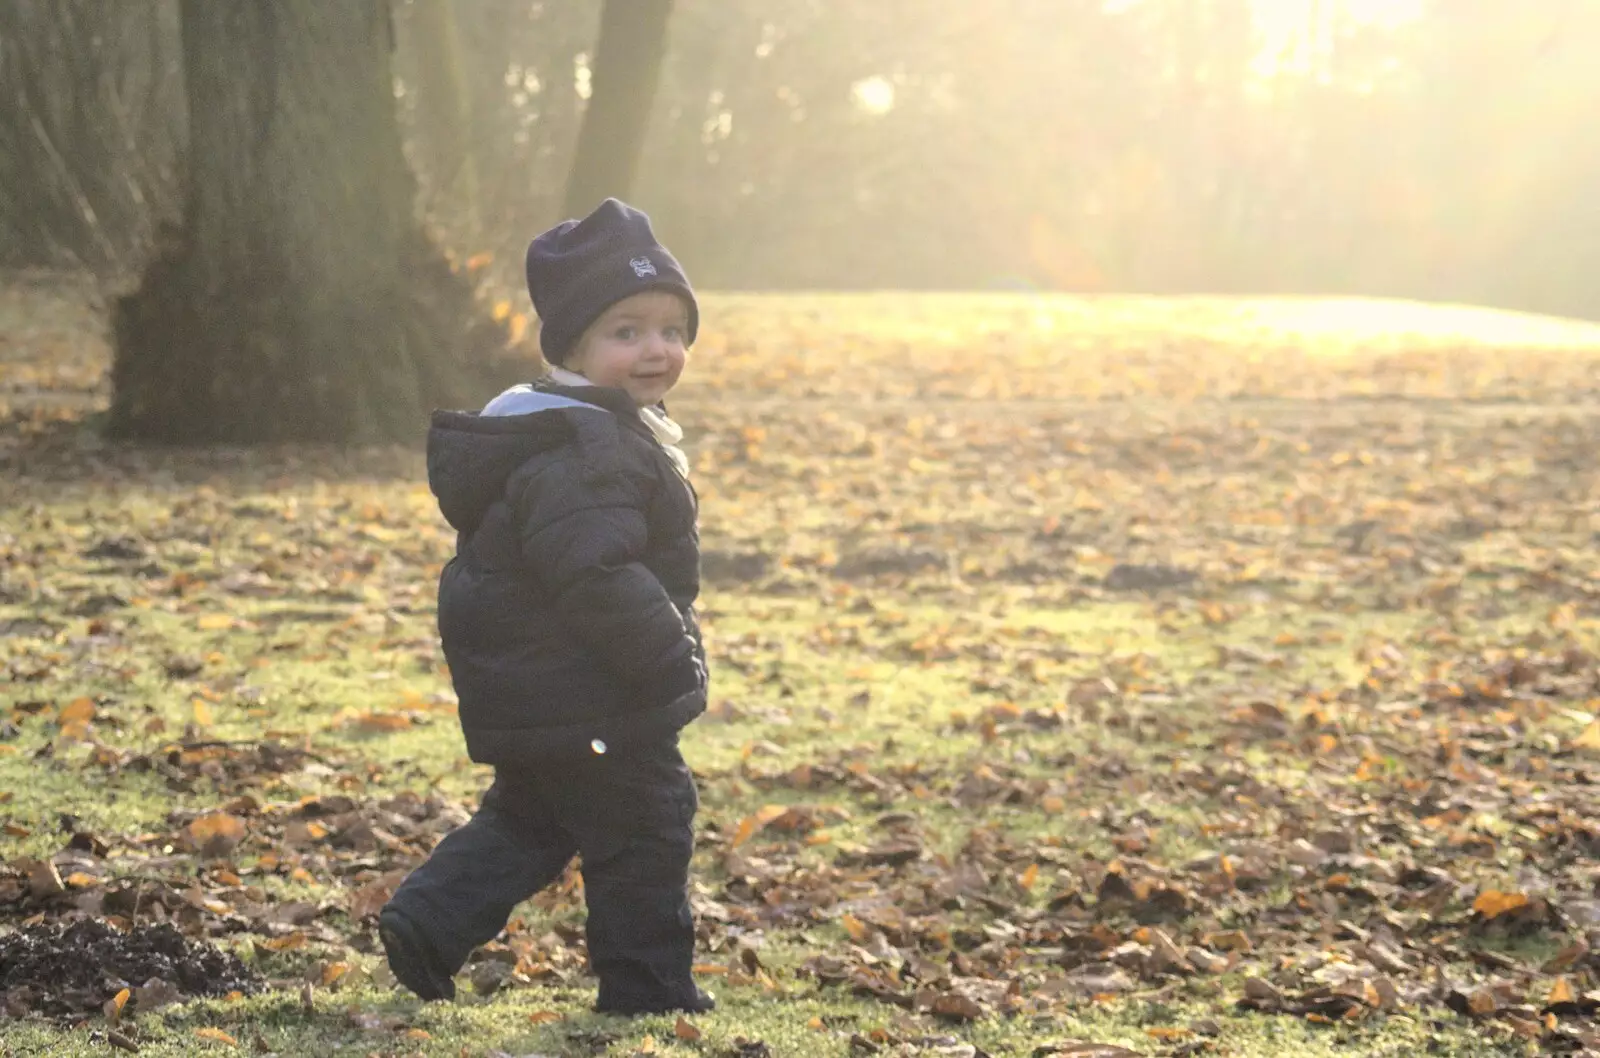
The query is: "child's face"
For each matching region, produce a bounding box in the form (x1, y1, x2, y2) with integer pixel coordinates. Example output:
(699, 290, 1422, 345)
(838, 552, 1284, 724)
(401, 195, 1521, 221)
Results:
(564, 291, 690, 406)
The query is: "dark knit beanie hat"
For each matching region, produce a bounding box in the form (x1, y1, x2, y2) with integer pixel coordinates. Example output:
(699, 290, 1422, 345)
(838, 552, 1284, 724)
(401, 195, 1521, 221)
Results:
(524, 198, 698, 365)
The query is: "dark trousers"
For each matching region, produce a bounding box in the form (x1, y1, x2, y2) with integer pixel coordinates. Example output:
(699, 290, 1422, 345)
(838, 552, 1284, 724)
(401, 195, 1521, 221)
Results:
(383, 738, 699, 1011)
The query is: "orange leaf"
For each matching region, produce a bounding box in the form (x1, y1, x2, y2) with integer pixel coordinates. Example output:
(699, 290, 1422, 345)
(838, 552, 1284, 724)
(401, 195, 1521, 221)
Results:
(1573, 720, 1600, 750)
(730, 816, 759, 848)
(1019, 863, 1040, 890)
(755, 804, 789, 825)
(1473, 889, 1529, 919)
(674, 1017, 703, 1041)
(320, 961, 351, 986)
(731, 804, 789, 848)
(528, 1010, 564, 1025)
(193, 697, 213, 727)
(1549, 977, 1575, 1005)
(58, 697, 94, 725)
(840, 913, 870, 942)
(197, 614, 234, 630)
(186, 812, 247, 855)
(351, 711, 413, 732)
(193, 1027, 238, 1046)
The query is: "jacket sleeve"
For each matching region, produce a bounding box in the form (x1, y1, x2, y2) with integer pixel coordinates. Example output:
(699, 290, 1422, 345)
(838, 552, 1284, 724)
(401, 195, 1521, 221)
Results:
(510, 452, 702, 699)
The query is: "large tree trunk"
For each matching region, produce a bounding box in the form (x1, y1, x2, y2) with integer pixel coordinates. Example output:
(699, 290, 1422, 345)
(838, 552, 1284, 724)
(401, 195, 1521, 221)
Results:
(111, 0, 511, 443)
(0, 0, 181, 272)
(561, 0, 673, 217)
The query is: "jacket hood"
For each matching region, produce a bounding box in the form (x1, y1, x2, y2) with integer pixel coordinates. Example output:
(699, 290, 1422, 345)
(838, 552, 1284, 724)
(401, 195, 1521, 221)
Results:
(427, 386, 607, 534)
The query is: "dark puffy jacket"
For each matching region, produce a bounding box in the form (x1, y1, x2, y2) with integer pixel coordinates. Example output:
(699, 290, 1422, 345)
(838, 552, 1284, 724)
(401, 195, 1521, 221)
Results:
(426, 381, 705, 766)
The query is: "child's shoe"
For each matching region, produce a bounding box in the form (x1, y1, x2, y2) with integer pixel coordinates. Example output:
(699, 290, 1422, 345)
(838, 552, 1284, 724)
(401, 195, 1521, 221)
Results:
(379, 908, 456, 1001)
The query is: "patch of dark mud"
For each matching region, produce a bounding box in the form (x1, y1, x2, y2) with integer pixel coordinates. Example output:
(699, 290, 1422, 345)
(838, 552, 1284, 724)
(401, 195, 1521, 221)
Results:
(0, 918, 263, 1020)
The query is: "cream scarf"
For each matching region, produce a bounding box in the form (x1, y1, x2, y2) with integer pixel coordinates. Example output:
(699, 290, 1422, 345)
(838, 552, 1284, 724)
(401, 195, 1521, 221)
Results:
(548, 366, 690, 477)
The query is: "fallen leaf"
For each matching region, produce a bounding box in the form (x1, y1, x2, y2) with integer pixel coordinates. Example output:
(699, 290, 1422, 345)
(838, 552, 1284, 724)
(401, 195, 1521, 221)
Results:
(185, 813, 247, 857)
(57, 697, 94, 726)
(1473, 889, 1529, 919)
(930, 991, 985, 1021)
(103, 986, 130, 1027)
(24, 858, 65, 899)
(1572, 720, 1600, 750)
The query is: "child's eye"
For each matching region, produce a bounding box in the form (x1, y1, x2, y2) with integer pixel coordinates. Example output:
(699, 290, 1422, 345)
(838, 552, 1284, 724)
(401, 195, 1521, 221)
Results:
(663, 326, 684, 341)
(615, 326, 637, 340)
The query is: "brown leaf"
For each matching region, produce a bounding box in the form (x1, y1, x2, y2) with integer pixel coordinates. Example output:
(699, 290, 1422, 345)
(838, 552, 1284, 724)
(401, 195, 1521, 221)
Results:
(349, 878, 398, 921)
(1147, 928, 1189, 975)
(1359, 940, 1409, 974)
(1042, 1043, 1144, 1057)
(23, 858, 65, 900)
(1543, 939, 1588, 973)
(1205, 930, 1252, 953)
(841, 913, 871, 942)
(930, 991, 985, 1021)
(184, 812, 247, 857)
(1243, 977, 1283, 1005)
(1369, 975, 1400, 1011)
(674, 1016, 703, 1041)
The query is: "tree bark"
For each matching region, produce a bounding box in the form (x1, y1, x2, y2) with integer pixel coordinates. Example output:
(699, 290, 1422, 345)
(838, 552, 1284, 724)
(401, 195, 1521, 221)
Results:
(111, 0, 512, 443)
(561, 0, 674, 217)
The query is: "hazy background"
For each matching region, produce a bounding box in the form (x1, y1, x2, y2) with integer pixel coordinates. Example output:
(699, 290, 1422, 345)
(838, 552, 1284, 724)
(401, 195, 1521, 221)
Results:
(4, 0, 1595, 318)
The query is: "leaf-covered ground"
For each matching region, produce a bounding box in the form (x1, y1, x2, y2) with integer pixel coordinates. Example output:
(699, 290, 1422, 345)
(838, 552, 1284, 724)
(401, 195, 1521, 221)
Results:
(5, 279, 1600, 1057)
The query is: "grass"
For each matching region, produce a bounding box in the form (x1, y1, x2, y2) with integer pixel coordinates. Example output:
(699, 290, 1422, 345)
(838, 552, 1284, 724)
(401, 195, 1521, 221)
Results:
(5, 285, 1600, 1056)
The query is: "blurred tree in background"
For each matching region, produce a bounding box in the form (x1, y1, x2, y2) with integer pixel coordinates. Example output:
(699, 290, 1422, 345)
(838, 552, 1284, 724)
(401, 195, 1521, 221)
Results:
(109, 1, 514, 443)
(2, 0, 1596, 318)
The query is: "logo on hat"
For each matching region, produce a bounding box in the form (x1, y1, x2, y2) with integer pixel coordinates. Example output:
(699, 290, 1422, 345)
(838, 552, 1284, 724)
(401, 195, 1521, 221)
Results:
(629, 256, 657, 278)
